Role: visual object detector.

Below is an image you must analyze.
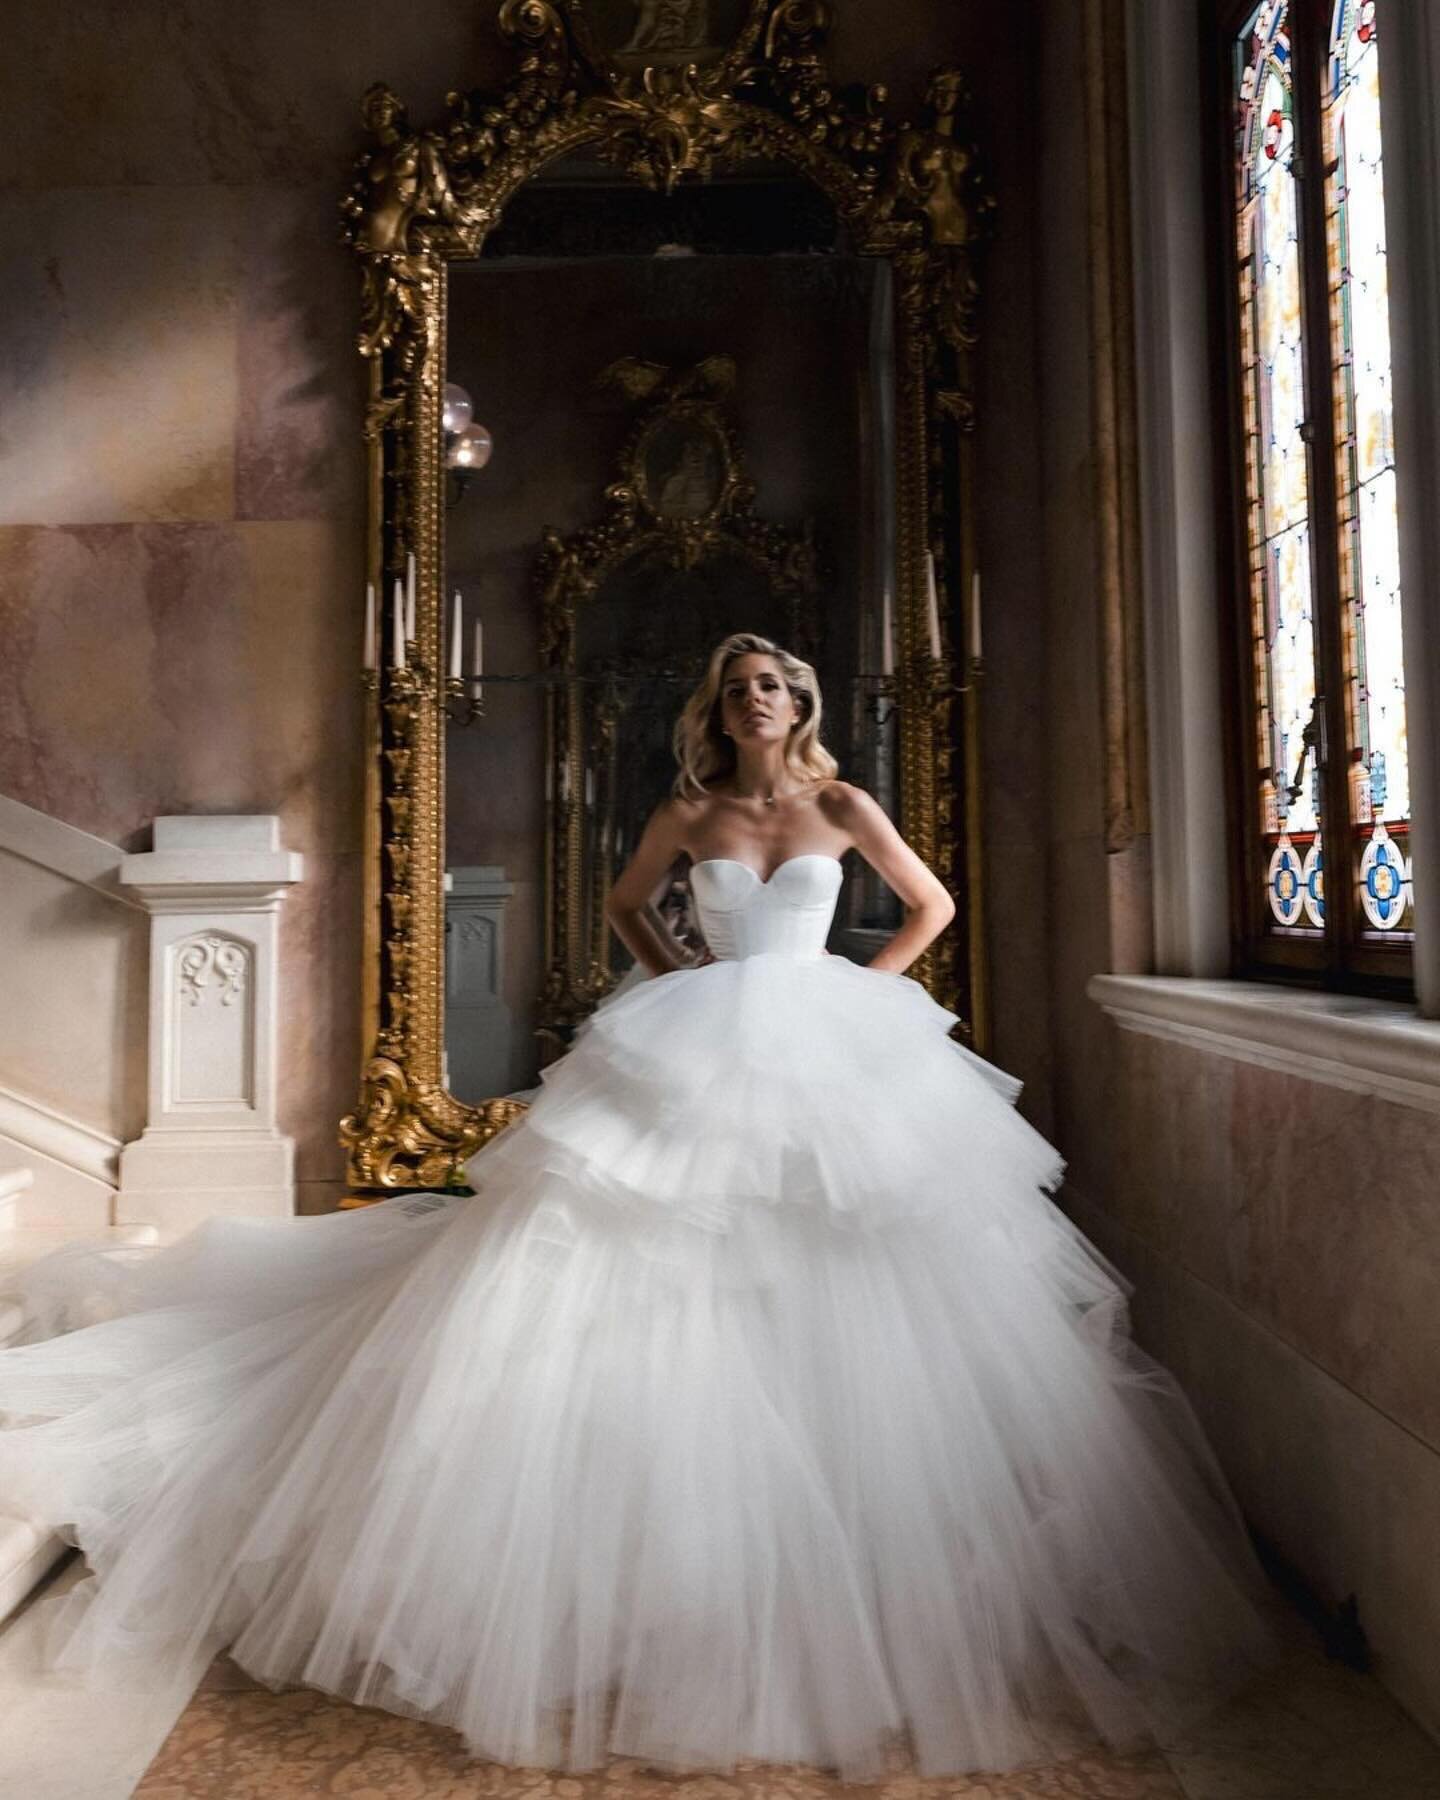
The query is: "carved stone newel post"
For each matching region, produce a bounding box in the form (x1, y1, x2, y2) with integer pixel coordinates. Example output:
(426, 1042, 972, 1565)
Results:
(117, 816, 304, 1232)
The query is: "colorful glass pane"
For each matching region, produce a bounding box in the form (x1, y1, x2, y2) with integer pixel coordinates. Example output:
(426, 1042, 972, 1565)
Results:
(1235, 3, 1322, 931)
(1324, 0, 1413, 934)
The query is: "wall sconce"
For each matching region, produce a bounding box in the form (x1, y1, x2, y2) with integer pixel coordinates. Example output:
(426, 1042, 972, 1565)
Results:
(443, 383, 493, 507)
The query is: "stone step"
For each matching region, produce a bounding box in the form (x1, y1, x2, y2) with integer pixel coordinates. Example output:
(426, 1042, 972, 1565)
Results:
(0, 1221, 159, 1273)
(0, 1223, 160, 1346)
(0, 1170, 34, 1235)
(0, 1513, 65, 1627)
(0, 1219, 161, 1623)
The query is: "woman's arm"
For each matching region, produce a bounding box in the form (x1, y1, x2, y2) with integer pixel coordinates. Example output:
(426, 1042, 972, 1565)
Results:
(604, 799, 696, 977)
(830, 783, 956, 976)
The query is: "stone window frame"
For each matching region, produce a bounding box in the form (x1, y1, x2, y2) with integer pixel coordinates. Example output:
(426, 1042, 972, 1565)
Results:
(1103, 0, 1440, 1084)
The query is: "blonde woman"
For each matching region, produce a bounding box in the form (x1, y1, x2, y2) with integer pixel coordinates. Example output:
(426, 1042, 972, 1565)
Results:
(0, 634, 1275, 1781)
(606, 631, 954, 978)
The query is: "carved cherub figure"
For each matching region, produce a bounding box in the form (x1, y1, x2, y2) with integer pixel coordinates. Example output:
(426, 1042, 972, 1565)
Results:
(357, 83, 458, 255)
(891, 65, 974, 248)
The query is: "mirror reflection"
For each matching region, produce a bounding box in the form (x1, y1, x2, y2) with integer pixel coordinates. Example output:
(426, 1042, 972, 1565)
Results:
(443, 219, 905, 1105)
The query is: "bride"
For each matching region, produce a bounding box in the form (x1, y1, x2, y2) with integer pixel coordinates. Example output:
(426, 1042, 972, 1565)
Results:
(0, 631, 1275, 1779)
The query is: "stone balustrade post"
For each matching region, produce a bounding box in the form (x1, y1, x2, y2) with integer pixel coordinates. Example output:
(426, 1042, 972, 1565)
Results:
(116, 816, 303, 1232)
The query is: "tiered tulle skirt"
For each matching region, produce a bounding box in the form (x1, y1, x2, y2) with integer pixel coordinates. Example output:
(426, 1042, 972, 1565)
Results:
(0, 954, 1276, 1776)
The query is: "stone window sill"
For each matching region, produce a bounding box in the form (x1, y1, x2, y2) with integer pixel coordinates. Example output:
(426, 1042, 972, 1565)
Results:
(1087, 974, 1440, 1115)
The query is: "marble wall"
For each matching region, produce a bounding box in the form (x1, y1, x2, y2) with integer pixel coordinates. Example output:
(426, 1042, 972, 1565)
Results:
(0, 1, 1050, 1206)
(1031, 0, 1440, 1743)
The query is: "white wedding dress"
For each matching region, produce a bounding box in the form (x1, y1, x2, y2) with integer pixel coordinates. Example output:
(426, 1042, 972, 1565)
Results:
(0, 853, 1275, 1777)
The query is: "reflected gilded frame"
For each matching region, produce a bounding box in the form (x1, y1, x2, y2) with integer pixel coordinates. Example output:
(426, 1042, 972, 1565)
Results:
(536, 353, 825, 1052)
(339, 0, 994, 1189)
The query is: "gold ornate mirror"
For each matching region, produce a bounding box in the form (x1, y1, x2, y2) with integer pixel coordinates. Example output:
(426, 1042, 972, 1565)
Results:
(340, 0, 993, 1190)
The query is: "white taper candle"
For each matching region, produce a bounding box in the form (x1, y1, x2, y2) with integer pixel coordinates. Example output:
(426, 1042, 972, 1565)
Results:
(363, 582, 376, 671)
(449, 591, 463, 681)
(390, 577, 405, 670)
(925, 553, 943, 660)
(405, 552, 417, 641)
(971, 569, 982, 661)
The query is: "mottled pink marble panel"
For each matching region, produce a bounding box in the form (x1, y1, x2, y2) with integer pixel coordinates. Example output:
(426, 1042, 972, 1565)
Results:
(279, 849, 363, 1184)
(1230, 1067, 1440, 1451)
(0, 188, 240, 526)
(1089, 1022, 1440, 1455)
(234, 186, 364, 523)
(0, 520, 364, 855)
(0, 2, 365, 189)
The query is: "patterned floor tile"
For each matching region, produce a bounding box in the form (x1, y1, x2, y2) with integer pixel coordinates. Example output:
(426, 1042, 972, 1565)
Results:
(134, 1670, 1186, 1800)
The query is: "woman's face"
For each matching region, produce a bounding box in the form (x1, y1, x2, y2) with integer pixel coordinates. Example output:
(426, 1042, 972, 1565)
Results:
(719, 653, 800, 746)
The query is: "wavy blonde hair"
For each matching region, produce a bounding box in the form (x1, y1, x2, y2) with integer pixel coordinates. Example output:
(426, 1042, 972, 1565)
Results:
(672, 632, 838, 801)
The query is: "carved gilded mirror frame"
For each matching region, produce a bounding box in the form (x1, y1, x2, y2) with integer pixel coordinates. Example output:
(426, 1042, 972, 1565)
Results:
(339, 0, 994, 1190)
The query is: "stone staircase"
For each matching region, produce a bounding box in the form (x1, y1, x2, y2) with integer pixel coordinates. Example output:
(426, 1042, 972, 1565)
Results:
(0, 1164, 159, 1622)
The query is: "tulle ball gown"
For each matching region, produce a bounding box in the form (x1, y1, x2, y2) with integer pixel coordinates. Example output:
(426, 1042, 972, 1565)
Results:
(0, 851, 1275, 1777)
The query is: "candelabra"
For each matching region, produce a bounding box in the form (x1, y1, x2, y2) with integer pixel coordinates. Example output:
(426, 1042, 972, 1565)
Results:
(444, 674, 485, 724)
(860, 651, 975, 724)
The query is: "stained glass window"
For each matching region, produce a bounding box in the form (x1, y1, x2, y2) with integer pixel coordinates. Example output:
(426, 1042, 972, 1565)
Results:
(1323, 0, 1412, 934)
(1226, 0, 1413, 978)
(1234, 3, 1324, 933)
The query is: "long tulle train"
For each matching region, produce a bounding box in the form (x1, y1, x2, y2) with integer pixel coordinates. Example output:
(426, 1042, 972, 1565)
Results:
(0, 954, 1277, 1776)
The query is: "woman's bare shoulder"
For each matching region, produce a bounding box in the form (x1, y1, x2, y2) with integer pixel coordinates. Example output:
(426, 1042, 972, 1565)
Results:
(815, 778, 879, 822)
(665, 788, 721, 822)
(649, 788, 718, 847)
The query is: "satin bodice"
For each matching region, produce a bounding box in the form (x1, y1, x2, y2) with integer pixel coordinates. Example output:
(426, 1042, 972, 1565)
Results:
(689, 855, 843, 961)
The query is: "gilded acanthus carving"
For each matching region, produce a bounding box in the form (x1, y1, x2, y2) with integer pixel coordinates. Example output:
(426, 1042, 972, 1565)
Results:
(340, 0, 989, 381)
(342, 0, 993, 1188)
(340, 1056, 526, 1190)
(758, 0, 891, 183)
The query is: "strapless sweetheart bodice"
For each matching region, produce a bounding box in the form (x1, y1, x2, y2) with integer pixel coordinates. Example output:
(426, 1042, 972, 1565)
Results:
(689, 854, 843, 961)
